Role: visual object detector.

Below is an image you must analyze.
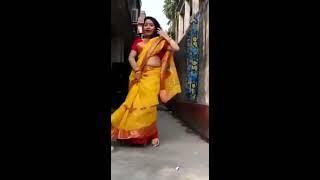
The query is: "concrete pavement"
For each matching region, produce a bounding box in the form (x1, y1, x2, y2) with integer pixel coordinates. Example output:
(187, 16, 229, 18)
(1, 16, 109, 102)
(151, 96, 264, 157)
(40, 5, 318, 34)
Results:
(111, 110, 209, 180)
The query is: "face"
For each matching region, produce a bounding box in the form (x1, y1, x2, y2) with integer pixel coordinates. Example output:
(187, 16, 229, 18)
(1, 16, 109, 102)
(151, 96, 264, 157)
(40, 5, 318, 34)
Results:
(143, 19, 156, 37)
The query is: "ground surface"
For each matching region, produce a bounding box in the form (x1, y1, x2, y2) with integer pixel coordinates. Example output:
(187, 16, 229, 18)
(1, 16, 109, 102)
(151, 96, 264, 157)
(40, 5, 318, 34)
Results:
(111, 110, 209, 180)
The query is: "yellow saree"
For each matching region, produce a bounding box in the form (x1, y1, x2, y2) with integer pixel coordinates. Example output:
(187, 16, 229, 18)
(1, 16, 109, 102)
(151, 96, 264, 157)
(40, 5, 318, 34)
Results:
(111, 37, 181, 144)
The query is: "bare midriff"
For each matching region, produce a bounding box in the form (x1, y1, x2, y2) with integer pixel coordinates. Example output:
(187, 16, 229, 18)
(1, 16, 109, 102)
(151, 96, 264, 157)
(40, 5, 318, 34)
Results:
(137, 41, 161, 67)
(145, 55, 161, 67)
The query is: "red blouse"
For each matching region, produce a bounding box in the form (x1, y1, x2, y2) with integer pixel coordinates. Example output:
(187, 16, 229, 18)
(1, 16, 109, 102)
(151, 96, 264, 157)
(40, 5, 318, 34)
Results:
(131, 38, 168, 60)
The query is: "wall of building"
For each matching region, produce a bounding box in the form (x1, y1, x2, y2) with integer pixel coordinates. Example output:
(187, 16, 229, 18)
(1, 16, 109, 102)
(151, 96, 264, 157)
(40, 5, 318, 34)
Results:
(196, 0, 209, 105)
(171, 0, 209, 139)
(111, 0, 142, 65)
(111, 0, 140, 108)
(174, 35, 189, 102)
(184, 1, 190, 36)
(137, 11, 146, 35)
(175, 0, 209, 105)
(111, 37, 124, 66)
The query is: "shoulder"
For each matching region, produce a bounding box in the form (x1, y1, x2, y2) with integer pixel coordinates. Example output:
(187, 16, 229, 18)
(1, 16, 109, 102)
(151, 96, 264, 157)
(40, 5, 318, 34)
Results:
(133, 38, 143, 44)
(131, 38, 143, 52)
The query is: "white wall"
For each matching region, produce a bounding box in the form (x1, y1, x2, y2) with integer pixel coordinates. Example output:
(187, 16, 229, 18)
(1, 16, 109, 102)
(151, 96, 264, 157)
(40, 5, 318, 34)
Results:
(192, 0, 199, 15)
(178, 14, 184, 42)
(184, 1, 190, 34)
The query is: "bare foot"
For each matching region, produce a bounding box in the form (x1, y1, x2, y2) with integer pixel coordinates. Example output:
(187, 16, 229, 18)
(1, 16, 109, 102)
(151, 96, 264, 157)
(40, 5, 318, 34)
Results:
(151, 138, 160, 147)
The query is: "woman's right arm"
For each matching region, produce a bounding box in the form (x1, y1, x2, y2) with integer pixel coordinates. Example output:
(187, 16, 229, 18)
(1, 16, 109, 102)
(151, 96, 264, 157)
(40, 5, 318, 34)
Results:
(128, 50, 139, 71)
(128, 50, 142, 81)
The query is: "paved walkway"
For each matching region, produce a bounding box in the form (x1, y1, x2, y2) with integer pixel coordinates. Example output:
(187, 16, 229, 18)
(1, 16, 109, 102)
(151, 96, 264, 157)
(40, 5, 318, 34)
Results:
(111, 110, 209, 180)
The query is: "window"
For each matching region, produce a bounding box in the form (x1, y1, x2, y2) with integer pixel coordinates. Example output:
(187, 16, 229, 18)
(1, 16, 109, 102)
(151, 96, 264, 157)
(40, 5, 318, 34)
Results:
(132, 0, 136, 7)
(131, 8, 138, 22)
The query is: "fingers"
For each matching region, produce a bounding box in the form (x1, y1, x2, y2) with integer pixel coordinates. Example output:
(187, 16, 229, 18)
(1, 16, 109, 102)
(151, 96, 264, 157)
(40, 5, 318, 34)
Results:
(136, 74, 141, 81)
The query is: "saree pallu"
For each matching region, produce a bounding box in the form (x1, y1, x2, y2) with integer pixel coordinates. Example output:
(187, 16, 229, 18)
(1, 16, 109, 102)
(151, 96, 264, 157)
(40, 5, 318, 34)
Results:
(111, 37, 181, 145)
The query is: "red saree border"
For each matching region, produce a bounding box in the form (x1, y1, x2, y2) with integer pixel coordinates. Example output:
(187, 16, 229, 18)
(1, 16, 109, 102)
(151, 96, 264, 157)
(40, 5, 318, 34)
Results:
(111, 122, 158, 140)
(123, 104, 158, 112)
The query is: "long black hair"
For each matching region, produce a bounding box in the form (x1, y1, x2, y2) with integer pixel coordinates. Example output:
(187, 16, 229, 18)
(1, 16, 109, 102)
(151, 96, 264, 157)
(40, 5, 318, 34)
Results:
(144, 16, 162, 39)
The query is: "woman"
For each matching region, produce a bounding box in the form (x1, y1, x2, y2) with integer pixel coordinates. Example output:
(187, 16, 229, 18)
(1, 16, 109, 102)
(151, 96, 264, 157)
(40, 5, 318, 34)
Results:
(111, 17, 181, 147)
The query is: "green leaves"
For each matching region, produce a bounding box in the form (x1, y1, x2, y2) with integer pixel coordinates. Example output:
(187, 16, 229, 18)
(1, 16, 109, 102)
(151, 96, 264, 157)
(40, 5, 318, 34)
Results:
(163, 0, 178, 39)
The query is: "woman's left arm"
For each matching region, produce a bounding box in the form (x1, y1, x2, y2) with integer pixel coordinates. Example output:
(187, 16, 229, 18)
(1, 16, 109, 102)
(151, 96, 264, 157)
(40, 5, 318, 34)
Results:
(157, 28, 180, 52)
